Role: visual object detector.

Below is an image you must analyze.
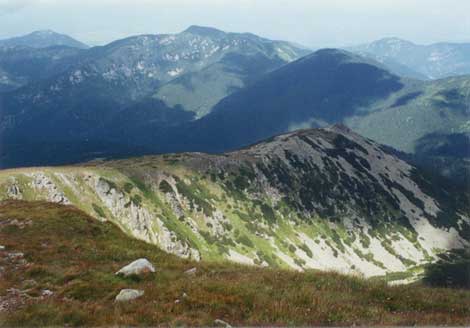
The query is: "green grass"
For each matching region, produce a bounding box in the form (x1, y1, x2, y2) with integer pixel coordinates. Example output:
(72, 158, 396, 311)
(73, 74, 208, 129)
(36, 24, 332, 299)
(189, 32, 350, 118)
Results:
(92, 203, 106, 218)
(1, 200, 470, 327)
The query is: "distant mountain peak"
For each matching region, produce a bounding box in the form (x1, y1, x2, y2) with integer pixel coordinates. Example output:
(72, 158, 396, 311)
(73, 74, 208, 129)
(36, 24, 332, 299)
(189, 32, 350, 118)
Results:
(312, 48, 344, 54)
(31, 29, 57, 35)
(301, 48, 379, 67)
(183, 25, 226, 37)
(377, 37, 407, 43)
(349, 36, 470, 79)
(328, 123, 353, 134)
(373, 37, 416, 46)
(310, 48, 351, 57)
(0, 30, 88, 49)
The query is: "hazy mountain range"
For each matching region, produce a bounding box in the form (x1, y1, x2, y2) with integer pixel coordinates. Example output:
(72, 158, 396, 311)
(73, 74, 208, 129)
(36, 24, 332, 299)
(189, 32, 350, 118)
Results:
(348, 37, 470, 80)
(0, 27, 468, 193)
(0, 26, 308, 164)
(1, 29, 467, 184)
(1, 27, 469, 324)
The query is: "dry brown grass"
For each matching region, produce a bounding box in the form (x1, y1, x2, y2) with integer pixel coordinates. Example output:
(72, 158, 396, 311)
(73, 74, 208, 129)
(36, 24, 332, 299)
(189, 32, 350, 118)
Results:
(1, 200, 469, 326)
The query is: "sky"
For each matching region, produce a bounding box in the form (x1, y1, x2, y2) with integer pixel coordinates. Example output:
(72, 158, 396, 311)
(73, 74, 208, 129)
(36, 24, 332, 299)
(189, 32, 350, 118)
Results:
(0, 0, 469, 48)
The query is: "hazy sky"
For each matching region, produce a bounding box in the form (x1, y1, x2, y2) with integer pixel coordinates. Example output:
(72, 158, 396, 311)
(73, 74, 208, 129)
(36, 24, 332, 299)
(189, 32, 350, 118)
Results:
(0, 0, 469, 47)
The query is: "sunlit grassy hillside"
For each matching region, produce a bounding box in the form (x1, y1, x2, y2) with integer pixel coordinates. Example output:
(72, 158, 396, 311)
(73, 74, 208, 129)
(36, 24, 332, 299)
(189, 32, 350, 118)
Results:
(1, 200, 469, 326)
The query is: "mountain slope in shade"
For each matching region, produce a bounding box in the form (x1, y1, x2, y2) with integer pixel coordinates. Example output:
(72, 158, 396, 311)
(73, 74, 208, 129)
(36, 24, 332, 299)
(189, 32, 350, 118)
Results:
(3, 47, 468, 170)
(0, 26, 308, 153)
(369, 56, 429, 80)
(0, 30, 89, 49)
(2, 126, 468, 281)
(349, 37, 470, 79)
(1, 47, 468, 173)
(113, 49, 403, 154)
(153, 51, 288, 118)
(346, 76, 470, 155)
(0, 67, 23, 92)
(188, 49, 403, 151)
(152, 26, 310, 117)
(0, 45, 84, 91)
(149, 51, 468, 161)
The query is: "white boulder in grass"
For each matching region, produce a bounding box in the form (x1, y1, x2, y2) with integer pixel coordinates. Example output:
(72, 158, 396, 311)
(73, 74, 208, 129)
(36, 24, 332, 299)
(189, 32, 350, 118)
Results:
(115, 289, 144, 302)
(116, 258, 156, 276)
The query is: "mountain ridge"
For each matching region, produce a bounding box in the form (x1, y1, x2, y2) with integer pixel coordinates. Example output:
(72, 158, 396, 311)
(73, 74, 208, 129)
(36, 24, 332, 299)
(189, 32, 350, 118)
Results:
(2, 126, 468, 280)
(349, 37, 470, 79)
(0, 31, 468, 183)
(0, 26, 309, 154)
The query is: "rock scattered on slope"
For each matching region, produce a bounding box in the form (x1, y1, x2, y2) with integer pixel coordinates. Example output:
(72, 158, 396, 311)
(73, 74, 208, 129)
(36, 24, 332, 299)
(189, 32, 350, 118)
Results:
(115, 289, 144, 302)
(28, 173, 70, 204)
(0, 288, 28, 313)
(6, 183, 22, 200)
(115, 258, 156, 276)
(184, 267, 197, 276)
(41, 289, 53, 297)
(214, 319, 232, 327)
(7, 252, 24, 261)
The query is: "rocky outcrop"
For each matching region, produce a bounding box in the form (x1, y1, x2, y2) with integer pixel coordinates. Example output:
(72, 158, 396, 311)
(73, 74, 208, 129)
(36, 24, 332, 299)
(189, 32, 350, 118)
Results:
(155, 218, 201, 261)
(6, 178, 22, 200)
(27, 173, 70, 204)
(92, 176, 200, 261)
(93, 176, 157, 243)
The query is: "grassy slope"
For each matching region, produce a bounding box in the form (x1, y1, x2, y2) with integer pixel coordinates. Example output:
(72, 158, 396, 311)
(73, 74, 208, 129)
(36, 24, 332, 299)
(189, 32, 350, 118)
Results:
(347, 76, 470, 153)
(0, 151, 467, 279)
(153, 61, 246, 118)
(1, 200, 469, 327)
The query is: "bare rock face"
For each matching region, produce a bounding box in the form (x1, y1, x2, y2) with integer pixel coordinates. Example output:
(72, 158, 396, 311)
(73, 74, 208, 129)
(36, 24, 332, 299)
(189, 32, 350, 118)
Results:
(115, 289, 144, 302)
(116, 258, 156, 276)
(93, 176, 158, 244)
(155, 220, 201, 261)
(92, 176, 201, 261)
(28, 173, 70, 204)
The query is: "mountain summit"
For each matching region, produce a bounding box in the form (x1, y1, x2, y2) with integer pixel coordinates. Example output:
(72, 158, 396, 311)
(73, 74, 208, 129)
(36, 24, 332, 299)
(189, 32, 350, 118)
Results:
(0, 30, 89, 49)
(183, 25, 226, 37)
